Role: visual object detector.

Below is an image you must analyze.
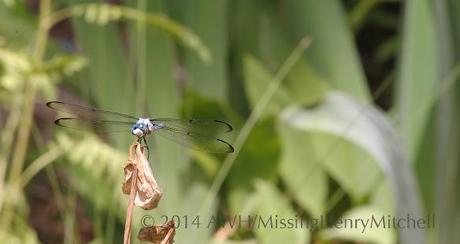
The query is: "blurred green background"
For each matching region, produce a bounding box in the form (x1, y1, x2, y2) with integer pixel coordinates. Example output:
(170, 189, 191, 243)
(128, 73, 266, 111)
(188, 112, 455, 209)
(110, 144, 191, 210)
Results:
(0, 0, 459, 243)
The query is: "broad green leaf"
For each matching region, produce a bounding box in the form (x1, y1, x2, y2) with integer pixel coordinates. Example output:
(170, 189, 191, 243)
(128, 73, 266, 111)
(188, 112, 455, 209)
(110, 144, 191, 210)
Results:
(284, 60, 330, 106)
(243, 54, 328, 118)
(227, 0, 262, 114)
(184, 0, 228, 102)
(181, 89, 233, 119)
(278, 124, 328, 217)
(251, 4, 330, 106)
(253, 180, 310, 244)
(176, 92, 237, 242)
(319, 206, 396, 244)
(227, 119, 280, 213)
(280, 92, 425, 243)
(69, 0, 134, 149)
(176, 183, 216, 243)
(370, 179, 395, 216)
(242, 54, 292, 117)
(395, 0, 437, 161)
(279, 93, 381, 200)
(281, 0, 370, 100)
(433, 0, 460, 243)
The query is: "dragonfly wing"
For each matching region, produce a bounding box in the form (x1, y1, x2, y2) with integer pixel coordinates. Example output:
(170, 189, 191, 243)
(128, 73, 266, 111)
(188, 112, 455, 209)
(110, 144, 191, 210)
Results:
(151, 119, 232, 136)
(153, 126, 234, 153)
(55, 118, 134, 134)
(46, 101, 139, 120)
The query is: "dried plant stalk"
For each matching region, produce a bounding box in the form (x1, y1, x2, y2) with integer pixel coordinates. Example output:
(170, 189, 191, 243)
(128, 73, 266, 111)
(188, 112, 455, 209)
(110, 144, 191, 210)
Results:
(122, 142, 163, 244)
(123, 161, 137, 244)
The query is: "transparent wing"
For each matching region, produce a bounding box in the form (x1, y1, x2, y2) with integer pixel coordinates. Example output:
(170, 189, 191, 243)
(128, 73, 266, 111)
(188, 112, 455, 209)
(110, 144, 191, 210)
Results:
(46, 101, 139, 120)
(151, 118, 232, 136)
(153, 126, 234, 153)
(54, 118, 134, 134)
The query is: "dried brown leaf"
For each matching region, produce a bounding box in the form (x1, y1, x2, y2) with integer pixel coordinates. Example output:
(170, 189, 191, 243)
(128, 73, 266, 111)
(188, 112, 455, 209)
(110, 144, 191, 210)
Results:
(122, 142, 162, 210)
(138, 220, 176, 244)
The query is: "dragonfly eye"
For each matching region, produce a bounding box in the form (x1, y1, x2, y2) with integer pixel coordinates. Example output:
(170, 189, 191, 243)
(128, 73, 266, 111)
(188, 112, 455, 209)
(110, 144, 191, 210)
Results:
(131, 124, 145, 137)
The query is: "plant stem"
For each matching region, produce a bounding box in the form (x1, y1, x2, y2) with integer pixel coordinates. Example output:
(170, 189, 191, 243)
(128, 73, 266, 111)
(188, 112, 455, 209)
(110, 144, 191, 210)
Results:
(1, 0, 52, 228)
(0, 96, 22, 212)
(18, 146, 62, 189)
(123, 164, 138, 244)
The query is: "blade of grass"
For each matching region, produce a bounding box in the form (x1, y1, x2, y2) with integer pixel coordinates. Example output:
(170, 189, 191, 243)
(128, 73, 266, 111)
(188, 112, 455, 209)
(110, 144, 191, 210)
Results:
(395, 0, 437, 161)
(18, 146, 62, 188)
(434, 0, 460, 243)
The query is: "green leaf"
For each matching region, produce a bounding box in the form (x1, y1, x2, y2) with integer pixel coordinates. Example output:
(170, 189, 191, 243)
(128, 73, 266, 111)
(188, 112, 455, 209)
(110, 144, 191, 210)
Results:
(395, 0, 437, 161)
(279, 93, 384, 201)
(284, 60, 330, 106)
(319, 206, 396, 244)
(70, 3, 134, 148)
(370, 179, 395, 216)
(227, 119, 280, 213)
(278, 122, 328, 217)
(184, 0, 229, 102)
(253, 180, 310, 244)
(242, 54, 292, 117)
(279, 92, 425, 243)
(281, 0, 370, 100)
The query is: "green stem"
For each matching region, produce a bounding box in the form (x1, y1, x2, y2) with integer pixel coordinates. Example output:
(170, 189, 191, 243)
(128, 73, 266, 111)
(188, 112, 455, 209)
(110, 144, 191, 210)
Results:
(7, 85, 36, 184)
(34, 0, 52, 60)
(18, 146, 62, 189)
(0, 95, 22, 207)
(1, 0, 52, 228)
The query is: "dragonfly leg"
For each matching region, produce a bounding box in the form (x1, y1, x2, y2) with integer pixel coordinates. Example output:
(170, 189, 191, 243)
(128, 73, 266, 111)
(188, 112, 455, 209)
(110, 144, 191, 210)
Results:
(136, 137, 149, 159)
(142, 136, 150, 160)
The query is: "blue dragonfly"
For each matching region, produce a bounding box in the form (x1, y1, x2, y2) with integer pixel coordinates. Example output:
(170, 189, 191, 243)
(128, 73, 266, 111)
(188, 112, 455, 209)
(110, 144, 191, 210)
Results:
(46, 101, 234, 154)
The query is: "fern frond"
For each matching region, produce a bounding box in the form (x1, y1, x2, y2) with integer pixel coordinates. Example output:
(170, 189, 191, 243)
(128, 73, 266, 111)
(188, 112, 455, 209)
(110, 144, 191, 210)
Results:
(53, 132, 128, 215)
(0, 47, 86, 98)
(47, 3, 211, 63)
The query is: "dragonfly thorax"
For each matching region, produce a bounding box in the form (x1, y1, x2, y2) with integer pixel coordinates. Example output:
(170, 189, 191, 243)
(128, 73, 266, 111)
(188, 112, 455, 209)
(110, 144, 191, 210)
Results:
(131, 118, 155, 137)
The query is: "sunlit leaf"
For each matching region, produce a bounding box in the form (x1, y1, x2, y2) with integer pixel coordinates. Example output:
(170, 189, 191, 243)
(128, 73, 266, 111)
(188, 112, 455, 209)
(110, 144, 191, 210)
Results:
(184, 0, 229, 101)
(278, 121, 328, 217)
(243, 54, 292, 117)
(279, 92, 425, 243)
(319, 206, 396, 244)
(395, 0, 437, 161)
(281, 0, 370, 100)
(253, 180, 310, 244)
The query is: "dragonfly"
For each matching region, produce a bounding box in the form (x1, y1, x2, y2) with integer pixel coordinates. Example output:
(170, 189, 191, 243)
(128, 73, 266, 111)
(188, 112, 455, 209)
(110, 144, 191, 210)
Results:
(46, 101, 234, 154)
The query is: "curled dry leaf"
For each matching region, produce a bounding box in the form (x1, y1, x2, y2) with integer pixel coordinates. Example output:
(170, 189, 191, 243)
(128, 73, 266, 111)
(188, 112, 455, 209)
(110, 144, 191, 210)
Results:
(122, 142, 163, 210)
(138, 220, 176, 244)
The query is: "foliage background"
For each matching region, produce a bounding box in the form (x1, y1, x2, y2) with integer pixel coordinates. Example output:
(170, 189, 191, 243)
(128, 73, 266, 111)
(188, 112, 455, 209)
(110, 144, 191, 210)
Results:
(0, 0, 459, 243)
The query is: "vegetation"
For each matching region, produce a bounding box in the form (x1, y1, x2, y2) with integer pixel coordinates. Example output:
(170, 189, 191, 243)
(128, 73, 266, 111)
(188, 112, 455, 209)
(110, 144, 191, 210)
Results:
(0, 0, 459, 243)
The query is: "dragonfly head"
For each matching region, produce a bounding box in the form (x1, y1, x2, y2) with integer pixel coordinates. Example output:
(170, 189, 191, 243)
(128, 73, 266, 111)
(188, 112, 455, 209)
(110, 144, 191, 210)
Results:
(131, 118, 154, 137)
